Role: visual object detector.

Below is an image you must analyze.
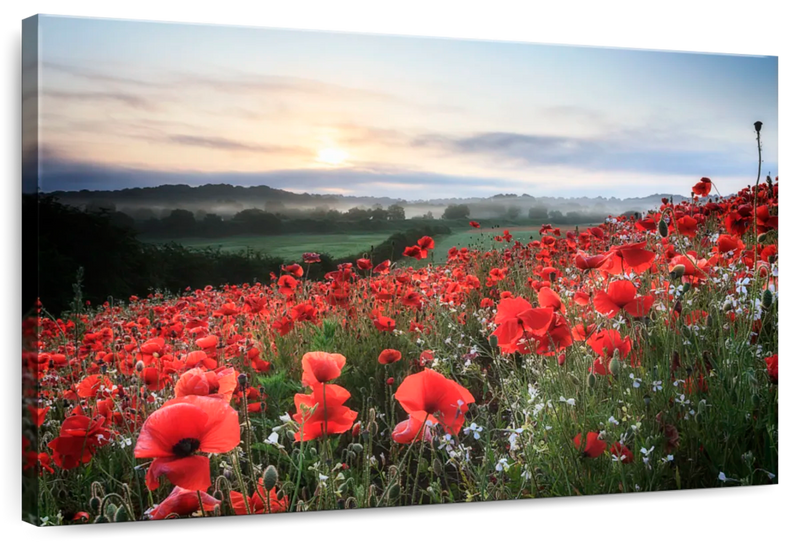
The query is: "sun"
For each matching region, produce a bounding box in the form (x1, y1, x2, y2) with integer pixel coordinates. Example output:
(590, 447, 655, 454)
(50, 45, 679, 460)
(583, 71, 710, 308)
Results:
(316, 147, 349, 166)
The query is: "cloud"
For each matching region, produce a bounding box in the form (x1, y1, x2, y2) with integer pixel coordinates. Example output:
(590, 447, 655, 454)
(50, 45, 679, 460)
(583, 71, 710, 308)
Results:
(164, 134, 290, 154)
(42, 89, 158, 110)
(411, 130, 755, 177)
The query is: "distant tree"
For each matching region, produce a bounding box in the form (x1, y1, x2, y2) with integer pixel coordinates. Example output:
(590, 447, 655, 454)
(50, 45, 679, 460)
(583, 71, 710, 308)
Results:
(548, 210, 564, 222)
(344, 207, 372, 222)
(442, 204, 470, 220)
(201, 213, 224, 236)
(232, 208, 281, 235)
(85, 201, 116, 214)
(387, 203, 406, 221)
(507, 205, 522, 220)
(108, 211, 137, 231)
(371, 206, 389, 221)
(161, 209, 197, 236)
(528, 205, 549, 221)
(422, 211, 435, 220)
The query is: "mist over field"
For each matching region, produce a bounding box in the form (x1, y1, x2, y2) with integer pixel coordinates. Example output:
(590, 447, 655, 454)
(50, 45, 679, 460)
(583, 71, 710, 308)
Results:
(49, 183, 688, 222)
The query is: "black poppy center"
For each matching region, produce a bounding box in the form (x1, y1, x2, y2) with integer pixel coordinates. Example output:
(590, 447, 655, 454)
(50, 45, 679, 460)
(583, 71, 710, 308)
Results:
(172, 437, 201, 457)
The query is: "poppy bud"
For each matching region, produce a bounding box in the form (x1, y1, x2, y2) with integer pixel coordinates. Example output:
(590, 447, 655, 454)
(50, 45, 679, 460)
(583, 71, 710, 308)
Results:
(350, 443, 364, 454)
(345, 497, 357, 509)
(558, 353, 566, 366)
(757, 232, 769, 244)
(609, 356, 621, 377)
(89, 496, 101, 513)
(723, 300, 733, 312)
(386, 483, 401, 500)
(489, 335, 499, 349)
(213, 490, 224, 501)
(113, 507, 128, 523)
(135, 361, 144, 372)
(658, 219, 669, 238)
(262, 465, 279, 491)
(643, 394, 651, 407)
(237, 374, 248, 388)
(761, 289, 773, 309)
(352, 422, 361, 437)
(386, 377, 395, 385)
(94, 515, 108, 524)
(754, 121, 763, 133)
(670, 264, 686, 280)
(587, 372, 597, 387)
(432, 458, 443, 476)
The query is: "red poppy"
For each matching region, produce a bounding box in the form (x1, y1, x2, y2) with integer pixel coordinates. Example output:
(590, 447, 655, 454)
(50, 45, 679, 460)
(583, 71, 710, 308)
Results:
(378, 349, 402, 365)
(492, 296, 554, 354)
(135, 395, 241, 491)
(230, 478, 289, 515)
(148, 486, 220, 520)
(373, 314, 396, 332)
(301, 351, 346, 386)
(692, 177, 712, 197)
(575, 252, 611, 270)
(610, 442, 634, 463)
(175, 367, 238, 402)
(573, 432, 606, 458)
(356, 258, 373, 270)
(28, 405, 49, 427)
(676, 215, 698, 238)
(293, 383, 358, 442)
(392, 415, 433, 444)
(469, 221, 481, 228)
(48, 415, 111, 469)
(537, 287, 565, 313)
(603, 242, 656, 275)
(277, 275, 299, 296)
(765, 354, 778, 384)
(76, 374, 114, 398)
(593, 280, 654, 318)
(394, 368, 475, 435)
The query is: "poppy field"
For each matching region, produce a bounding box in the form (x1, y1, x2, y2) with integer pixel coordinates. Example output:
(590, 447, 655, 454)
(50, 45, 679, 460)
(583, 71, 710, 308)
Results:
(22, 172, 778, 525)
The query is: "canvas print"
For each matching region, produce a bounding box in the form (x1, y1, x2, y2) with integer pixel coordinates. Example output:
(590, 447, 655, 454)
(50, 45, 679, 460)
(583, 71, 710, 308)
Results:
(22, 15, 778, 526)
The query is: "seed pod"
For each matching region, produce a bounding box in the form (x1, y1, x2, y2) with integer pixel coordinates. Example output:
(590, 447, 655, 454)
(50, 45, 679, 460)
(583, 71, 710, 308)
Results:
(113, 507, 129, 523)
(386, 483, 401, 500)
(609, 357, 621, 377)
(658, 219, 669, 238)
(262, 465, 279, 491)
(761, 289, 773, 309)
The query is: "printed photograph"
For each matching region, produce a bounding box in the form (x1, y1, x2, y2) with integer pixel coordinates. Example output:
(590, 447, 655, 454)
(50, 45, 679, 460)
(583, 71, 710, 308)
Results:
(22, 15, 778, 525)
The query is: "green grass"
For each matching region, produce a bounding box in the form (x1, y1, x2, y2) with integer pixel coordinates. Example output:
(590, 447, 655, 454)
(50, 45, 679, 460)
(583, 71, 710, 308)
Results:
(141, 233, 393, 261)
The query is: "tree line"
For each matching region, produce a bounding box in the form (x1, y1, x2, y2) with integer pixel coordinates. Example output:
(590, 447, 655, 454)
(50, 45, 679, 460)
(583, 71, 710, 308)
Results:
(24, 195, 450, 316)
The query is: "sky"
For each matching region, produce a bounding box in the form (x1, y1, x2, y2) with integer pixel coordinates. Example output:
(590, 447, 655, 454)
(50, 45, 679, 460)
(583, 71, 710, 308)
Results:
(31, 15, 778, 198)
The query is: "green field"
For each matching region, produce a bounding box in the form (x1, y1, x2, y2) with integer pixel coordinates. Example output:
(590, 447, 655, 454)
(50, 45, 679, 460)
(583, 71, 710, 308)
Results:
(141, 233, 392, 261)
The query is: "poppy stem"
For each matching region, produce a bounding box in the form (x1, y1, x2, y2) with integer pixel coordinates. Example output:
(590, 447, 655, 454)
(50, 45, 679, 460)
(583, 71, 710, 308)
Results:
(197, 491, 207, 517)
